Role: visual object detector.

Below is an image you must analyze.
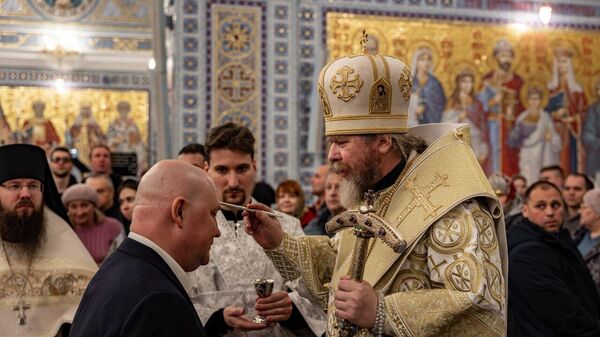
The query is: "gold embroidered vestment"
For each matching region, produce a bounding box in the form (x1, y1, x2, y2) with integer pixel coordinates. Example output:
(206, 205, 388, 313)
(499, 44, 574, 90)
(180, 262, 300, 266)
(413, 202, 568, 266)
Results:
(266, 124, 508, 337)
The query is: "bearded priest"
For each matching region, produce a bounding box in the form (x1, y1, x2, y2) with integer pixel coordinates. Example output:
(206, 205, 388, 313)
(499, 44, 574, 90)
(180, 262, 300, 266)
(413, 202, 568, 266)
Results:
(0, 144, 97, 337)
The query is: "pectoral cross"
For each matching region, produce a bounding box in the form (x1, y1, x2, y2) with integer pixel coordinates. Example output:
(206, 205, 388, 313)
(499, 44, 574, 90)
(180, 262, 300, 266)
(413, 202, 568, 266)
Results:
(13, 298, 30, 325)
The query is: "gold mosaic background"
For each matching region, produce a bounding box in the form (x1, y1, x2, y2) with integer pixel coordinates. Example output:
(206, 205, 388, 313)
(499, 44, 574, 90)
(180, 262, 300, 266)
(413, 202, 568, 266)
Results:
(327, 13, 600, 102)
(0, 86, 149, 146)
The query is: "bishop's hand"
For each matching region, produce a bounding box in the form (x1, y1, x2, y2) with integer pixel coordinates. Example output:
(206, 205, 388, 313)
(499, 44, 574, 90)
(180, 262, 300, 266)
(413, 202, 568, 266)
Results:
(334, 276, 379, 329)
(243, 203, 284, 250)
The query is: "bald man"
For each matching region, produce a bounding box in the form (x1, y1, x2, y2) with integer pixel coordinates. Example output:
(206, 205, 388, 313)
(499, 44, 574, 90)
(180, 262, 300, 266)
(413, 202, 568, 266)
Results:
(70, 160, 221, 337)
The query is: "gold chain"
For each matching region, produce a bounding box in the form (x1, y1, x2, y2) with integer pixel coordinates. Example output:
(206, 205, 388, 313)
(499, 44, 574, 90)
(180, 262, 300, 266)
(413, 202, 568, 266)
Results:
(1, 241, 33, 301)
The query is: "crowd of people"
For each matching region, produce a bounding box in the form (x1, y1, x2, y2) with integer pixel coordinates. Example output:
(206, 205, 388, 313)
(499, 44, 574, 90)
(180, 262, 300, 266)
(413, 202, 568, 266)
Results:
(2, 45, 600, 337)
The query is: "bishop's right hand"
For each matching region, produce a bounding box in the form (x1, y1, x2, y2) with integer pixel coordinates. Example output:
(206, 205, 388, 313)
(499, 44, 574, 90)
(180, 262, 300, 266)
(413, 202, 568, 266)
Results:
(243, 203, 284, 250)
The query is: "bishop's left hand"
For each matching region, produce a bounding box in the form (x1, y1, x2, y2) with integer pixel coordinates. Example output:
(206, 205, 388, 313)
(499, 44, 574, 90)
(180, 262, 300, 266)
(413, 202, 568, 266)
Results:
(254, 290, 293, 322)
(334, 276, 378, 329)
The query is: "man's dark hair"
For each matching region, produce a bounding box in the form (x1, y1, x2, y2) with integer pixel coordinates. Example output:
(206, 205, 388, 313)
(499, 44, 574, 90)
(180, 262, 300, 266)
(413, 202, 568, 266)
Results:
(511, 174, 527, 184)
(205, 123, 255, 162)
(178, 143, 206, 156)
(540, 165, 565, 179)
(50, 146, 71, 158)
(524, 180, 564, 204)
(118, 178, 139, 195)
(567, 173, 595, 191)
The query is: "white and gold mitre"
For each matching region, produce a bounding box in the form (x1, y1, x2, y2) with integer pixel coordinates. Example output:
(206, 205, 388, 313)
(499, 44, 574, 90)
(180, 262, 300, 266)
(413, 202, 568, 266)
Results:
(318, 31, 412, 136)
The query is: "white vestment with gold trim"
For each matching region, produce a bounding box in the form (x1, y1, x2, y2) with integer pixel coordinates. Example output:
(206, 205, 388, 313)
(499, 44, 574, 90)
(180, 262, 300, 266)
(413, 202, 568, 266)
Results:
(0, 210, 98, 337)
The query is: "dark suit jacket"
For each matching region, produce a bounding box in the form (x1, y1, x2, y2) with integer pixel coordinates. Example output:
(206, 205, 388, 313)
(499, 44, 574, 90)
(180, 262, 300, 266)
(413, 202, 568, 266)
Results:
(70, 238, 207, 337)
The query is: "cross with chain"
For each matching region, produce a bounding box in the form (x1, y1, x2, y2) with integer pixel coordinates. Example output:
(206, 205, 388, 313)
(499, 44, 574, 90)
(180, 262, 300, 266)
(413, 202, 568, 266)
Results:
(13, 297, 30, 325)
(330, 66, 363, 102)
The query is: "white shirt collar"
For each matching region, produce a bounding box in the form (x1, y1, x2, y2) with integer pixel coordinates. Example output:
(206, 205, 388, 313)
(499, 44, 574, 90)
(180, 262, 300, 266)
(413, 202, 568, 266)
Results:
(128, 232, 193, 294)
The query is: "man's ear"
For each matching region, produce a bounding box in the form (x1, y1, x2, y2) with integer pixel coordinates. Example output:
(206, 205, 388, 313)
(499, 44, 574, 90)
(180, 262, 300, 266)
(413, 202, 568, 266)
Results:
(377, 135, 393, 154)
(171, 197, 186, 227)
(522, 204, 529, 219)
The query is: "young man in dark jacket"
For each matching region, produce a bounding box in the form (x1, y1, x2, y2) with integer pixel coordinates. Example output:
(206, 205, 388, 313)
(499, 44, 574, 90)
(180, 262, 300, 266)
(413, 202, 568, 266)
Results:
(508, 180, 600, 336)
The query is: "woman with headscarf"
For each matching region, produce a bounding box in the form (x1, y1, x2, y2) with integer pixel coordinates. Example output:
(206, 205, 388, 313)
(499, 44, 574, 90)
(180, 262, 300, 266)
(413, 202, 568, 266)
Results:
(547, 47, 588, 174)
(409, 46, 446, 125)
(62, 184, 124, 265)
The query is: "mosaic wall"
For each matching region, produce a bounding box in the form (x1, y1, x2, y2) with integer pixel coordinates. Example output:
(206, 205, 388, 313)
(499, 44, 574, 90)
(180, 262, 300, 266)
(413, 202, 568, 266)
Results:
(0, 0, 156, 165)
(174, 0, 600, 192)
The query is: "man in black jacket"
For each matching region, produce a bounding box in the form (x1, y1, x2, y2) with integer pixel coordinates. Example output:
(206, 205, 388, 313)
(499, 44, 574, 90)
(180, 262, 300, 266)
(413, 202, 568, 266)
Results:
(508, 180, 600, 336)
(70, 160, 221, 337)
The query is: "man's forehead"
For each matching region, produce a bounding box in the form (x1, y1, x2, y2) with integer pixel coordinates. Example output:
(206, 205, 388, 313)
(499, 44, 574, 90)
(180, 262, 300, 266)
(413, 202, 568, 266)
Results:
(529, 187, 562, 202)
(3, 178, 41, 185)
(326, 135, 363, 143)
(92, 149, 110, 157)
(565, 176, 585, 187)
(52, 151, 71, 158)
(541, 170, 561, 178)
(209, 149, 253, 165)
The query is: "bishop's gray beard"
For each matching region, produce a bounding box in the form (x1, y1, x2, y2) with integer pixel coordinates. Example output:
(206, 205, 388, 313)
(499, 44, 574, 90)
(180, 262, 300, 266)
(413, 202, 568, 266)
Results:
(335, 154, 382, 210)
(0, 202, 46, 261)
(339, 179, 363, 210)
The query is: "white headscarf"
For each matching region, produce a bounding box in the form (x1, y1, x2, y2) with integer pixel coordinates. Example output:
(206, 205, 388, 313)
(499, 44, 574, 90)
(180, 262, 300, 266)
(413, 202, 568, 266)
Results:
(547, 55, 584, 93)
